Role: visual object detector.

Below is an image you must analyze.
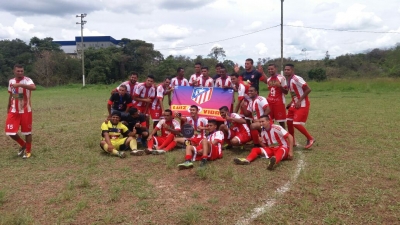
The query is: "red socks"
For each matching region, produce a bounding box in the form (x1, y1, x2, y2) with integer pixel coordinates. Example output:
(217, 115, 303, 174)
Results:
(251, 130, 260, 144)
(294, 124, 313, 140)
(16, 137, 25, 147)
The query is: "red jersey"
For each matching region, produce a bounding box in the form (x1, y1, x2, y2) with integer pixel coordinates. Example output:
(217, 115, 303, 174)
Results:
(224, 113, 250, 136)
(134, 83, 156, 107)
(260, 124, 290, 148)
(8, 76, 34, 113)
(155, 119, 181, 137)
(236, 82, 250, 102)
(267, 74, 287, 104)
(288, 75, 309, 107)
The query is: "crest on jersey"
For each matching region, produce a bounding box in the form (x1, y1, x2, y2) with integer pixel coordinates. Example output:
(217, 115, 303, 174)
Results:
(191, 87, 213, 105)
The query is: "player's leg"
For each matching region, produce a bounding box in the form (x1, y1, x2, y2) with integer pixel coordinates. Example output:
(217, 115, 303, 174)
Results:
(233, 147, 262, 165)
(20, 112, 33, 158)
(286, 106, 296, 144)
(199, 139, 210, 167)
(293, 106, 314, 149)
(178, 145, 196, 170)
(274, 104, 287, 129)
(5, 113, 26, 156)
(250, 122, 261, 147)
(157, 133, 175, 150)
(100, 140, 126, 158)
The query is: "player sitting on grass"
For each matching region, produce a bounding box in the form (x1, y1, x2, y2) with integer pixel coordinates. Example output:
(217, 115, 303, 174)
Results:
(218, 106, 251, 148)
(140, 109, 181, 155)
(174, 105, 208, 147)
(100, 111, 137, 158)
(177, 120, 224, 170)
(122, 107, 149, 152)
(233, 115, 293, 170)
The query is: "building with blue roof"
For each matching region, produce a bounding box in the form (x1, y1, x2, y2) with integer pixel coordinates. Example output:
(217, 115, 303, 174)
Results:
(53, 36, 123, 57)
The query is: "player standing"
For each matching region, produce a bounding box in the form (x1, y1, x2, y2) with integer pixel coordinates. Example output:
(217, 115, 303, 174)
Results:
(5, 64, 36, 159)
(284, 64, 315, 149)
(262, 64, 288, 128)
(189, 62, 203, 87)
(234, 58, 267, 92)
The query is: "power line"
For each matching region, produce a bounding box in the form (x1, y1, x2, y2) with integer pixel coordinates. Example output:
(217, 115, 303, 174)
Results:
(155, 24, 400, 52)
(284, 24, 400, 34)
(156, 24, 280, 51)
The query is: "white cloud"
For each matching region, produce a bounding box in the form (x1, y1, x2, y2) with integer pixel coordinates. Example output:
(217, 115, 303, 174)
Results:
(313, 2, 339, 13)
(149, 24, 192, 40)
(255, 43, 268, 55)
(243, 21, 262, 31)
(333, 3, 383, 30)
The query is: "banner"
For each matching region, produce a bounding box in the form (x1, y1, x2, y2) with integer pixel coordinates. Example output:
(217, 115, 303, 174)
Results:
(171, 86, 234, 121)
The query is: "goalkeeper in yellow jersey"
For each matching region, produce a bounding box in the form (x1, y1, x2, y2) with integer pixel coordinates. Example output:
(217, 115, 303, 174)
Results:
(100, 111, 137, 158)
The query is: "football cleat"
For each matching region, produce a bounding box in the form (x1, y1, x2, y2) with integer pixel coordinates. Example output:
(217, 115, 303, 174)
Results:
(304, 138, 315, 149)
(18, 146, 26, 156)
(130, 150, 144, 156)
(178, 161, 193, 170)
(233, 158, 250, 165)
(22, 152, 31, 159)
(267, 156, 276, 170)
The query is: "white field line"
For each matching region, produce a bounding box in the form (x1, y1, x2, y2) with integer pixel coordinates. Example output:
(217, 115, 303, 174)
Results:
(235, 152, 305, 225)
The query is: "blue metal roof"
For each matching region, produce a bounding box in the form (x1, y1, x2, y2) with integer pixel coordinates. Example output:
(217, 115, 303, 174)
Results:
(74, 36, 121, 45)
(53, 41, 76, 46)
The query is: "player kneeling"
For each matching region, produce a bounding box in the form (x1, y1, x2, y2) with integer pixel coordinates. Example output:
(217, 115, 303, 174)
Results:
(141, 109, 181, 155)
(233, 115, 294, 170)
(178, 120, 224, 169)
(218, 106, 251, 148)
(100, 111, 137, 158)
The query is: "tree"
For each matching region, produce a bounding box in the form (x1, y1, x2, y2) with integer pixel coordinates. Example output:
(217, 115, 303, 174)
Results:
(207, 47, 226, 61)
(29, 37, 62, 53)
(308, 68, 327, 82)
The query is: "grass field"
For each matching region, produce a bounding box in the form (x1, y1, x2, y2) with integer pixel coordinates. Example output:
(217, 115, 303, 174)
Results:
(0, 79, 399, 224)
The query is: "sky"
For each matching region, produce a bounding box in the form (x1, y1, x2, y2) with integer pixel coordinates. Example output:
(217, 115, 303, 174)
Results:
(1, 0, 400, 64)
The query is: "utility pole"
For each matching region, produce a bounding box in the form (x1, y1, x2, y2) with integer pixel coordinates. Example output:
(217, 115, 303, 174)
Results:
(76, 13, 87, 87)
(280, 0, 284, 75)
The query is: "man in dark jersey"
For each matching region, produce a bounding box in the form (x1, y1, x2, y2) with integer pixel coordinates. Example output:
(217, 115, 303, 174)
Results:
(107, 84, 133, 119)
(121, 107, 149, 151)
(234, 58, 267, 92)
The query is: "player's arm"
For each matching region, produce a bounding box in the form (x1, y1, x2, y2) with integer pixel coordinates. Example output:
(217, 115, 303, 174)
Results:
(107, 100, 112, 118)
(299, 85, 311, 102)
(11, 83, 36, 91)
(133, 95, 152, 103)
(102, 131, 114, 151)
(7, 94, 12, 112)
(262, 104, 271, 116)
(164, 124, 181, 135)
(258, 65, 268, 84)
(240, 102, 252, 117)
(147, 126, 159, 140)
(125, 102, 133, 112)
(175, 113, 187, 123)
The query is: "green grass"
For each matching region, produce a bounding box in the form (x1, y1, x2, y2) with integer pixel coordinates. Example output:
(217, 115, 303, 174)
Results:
(0, 79, 399, 224)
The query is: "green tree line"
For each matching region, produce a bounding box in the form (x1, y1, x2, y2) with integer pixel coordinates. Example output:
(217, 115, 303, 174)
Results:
(1, 37, 399, 87)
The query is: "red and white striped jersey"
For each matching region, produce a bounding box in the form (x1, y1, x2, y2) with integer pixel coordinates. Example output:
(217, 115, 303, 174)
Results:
(224, 113, 250, 136)
(185, 117, 208, 138)
(207, 130, 224, 144)
(8, 77, 34, 113)
(260, 124, 290, 148)
(247, 96, 269, 120)
(288, 75, 309, 107)
(236, 82, 251, 102)
(156, 119, 181, 137)
(215, 77, 232, 88)
(117, 81, 138, 97)
(267, 74, 287, 105)
(197, 76, 214, 87)
(151, 84, 167, 109)
(189, 74, 202, 86)
(134, 83, 156, 107)
(170, 77, 189, 88)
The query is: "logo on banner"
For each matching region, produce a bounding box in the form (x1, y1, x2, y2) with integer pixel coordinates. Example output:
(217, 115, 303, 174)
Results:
(191, 87, 213, 105)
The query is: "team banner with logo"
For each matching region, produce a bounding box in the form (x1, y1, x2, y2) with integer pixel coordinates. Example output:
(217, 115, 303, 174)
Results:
(171, 86, 234, 121)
